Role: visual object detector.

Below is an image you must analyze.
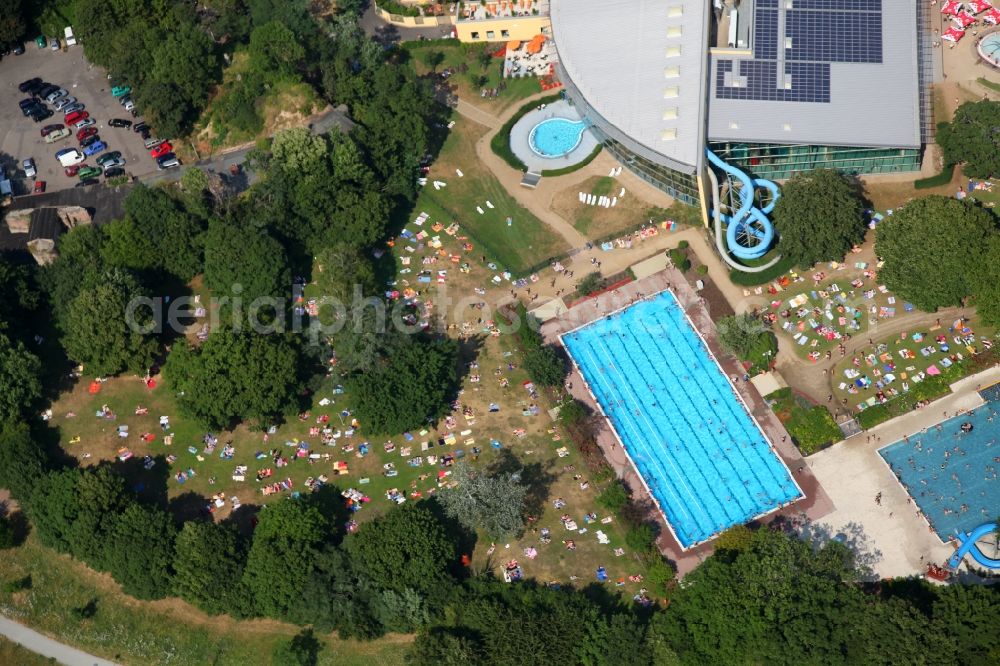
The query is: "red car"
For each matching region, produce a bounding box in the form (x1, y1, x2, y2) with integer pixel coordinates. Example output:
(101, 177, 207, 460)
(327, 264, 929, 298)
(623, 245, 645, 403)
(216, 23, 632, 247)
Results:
(64, 110, 87, 124)
(33, 181, 46, 194)
(76, 126, 98, 141)
(64, 164, 84, 177)
(150, 142, 173, 159)
(40, 123, 64, 137)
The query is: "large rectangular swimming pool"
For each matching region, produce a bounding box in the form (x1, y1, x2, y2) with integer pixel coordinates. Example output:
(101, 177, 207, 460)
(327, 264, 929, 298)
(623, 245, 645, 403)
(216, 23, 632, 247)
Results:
(562, 291, 802, 548)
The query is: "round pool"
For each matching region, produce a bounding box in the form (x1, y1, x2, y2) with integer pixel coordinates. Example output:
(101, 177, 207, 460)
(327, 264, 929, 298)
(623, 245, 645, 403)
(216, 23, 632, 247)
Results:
(979, 32, 1000, 67)
(528, 117, 587, 158)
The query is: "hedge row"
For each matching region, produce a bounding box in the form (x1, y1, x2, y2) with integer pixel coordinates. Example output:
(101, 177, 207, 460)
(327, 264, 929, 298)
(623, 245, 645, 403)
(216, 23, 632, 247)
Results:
(490, 92, 565, 172)
(914, 163, 955, 190)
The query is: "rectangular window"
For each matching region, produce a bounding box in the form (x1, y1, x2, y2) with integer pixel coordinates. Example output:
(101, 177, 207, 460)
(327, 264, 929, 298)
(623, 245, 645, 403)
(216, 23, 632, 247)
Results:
(471, 31, 480, 39)
(486, 30, 495, 39)
(501, 29, 509, 37)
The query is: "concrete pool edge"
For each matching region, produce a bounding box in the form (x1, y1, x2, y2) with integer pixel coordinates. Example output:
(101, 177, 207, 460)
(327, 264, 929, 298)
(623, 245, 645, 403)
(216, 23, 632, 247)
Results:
(558, 287, 805, 552)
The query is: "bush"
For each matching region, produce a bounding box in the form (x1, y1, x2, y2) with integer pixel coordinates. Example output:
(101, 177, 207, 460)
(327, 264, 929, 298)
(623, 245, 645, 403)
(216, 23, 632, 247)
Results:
(645, 557, 675, 597)
(668, 249, 690, 272)
(540, 145, 603, 177)
(559, 399, 588, 426)
(596, 482, 629, 513)
(696, 264, 709, 276)
(767, 388, 842, 454)
(676, 240, 689, 250)
(272, 628, 321, 666)
(625, 524, 657, 553)
(577, 271, 606, 296)
(714, 525, 754, 553)
(2, 575, 31, 594)
(523, 345, 565, 387)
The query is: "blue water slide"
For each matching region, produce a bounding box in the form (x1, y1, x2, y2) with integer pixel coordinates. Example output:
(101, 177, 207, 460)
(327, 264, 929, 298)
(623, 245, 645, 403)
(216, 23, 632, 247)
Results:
(948, 522, 1000, 569)
(704, 149, 779, 261)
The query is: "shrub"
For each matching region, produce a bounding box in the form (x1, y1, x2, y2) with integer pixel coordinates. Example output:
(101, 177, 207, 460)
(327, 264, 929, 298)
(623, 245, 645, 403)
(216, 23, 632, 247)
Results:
(540, 145, 603, 177)
(645, 557, 676, 597)
(914, 164, 954, 190)
(714, 525, 754, 553)
(2, 575, 31, 594)
(668, 249, 690, 272)
(767, 388, 842, 454)
(559, 399, 588, 426)
(626, 524, 657, 553)
(596, 481, 629, 513)
(696, 264, 709, 276)
(490, 93, 564, 171)
(676, 240, 689, 250)
(577, 271, 605, 296)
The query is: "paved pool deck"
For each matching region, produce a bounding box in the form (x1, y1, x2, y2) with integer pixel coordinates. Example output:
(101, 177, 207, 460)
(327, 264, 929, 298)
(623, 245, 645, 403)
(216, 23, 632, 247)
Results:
(807, 366, 1000, 578)
(540, 266, 834, 576)
(509, 99, 599, 173)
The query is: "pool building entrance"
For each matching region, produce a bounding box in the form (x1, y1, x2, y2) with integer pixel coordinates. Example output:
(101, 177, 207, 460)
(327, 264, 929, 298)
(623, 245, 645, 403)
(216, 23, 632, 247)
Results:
(561, 291, 803, 548)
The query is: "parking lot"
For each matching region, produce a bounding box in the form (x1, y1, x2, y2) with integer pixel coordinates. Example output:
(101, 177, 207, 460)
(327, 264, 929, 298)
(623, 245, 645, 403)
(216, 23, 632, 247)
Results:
(0, 45, 160, 194)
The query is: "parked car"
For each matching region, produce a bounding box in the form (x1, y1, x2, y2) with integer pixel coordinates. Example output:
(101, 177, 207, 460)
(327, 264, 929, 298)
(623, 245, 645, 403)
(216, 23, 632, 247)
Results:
(119, 95, 131, 107)
(132, 121, 148, 134)
(17, 77, 41, 93)
(53, 96, 76, 111)
(144, 137, 166, 150)
(21, 101, 44, 116)
(78, 166, 102, 179)
(19, 98, 37, 110)
(80, 134, 100, 148)
(44, 127, 71, 143)
(34, 36, 46, 49)
(156, 155, 179, 170)
(109, 118, 132, 128)
(96, 151, 122, 166)
(76, 126, 97, 141)
(55, 147, 84, 167)
(75, 178, 98, 187)
(40, 123, 64, 137)
(123, 99, 135, 112)
(138, 127, 151, 140)
(150, 142, 172, 158)
(22, 158, 36, 179)
(64, 110, 85, 124)
(103, 167, 125, 179)
(34, 84, 57, 99)
(33, 181, 46, 193)
(62, 103, 84, 115)
(29, 108, 53, 122)
(74, 118, 95, 129)
(83, 141, 106, 156)
(50, 38, 59, 50)
(101, 157, 125, 170)
(64, 164, 83, 177)
(111, 85, 130, 98)
(12, 43, 25, 55)
(44, 88, 67, 103)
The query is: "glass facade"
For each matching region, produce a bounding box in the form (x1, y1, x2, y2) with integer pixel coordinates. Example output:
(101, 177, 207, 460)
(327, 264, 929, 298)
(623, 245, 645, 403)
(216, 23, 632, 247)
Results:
(707, 142, 922, 181)
(593, 132, 701, 206)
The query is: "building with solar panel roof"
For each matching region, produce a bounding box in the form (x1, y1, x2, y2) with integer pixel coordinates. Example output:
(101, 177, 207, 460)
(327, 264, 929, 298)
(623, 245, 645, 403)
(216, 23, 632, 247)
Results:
(549, 0, 931, 209)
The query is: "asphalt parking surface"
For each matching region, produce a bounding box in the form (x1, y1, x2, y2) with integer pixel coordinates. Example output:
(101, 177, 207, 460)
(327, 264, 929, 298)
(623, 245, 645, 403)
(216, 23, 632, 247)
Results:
(0, 45, 160, 194)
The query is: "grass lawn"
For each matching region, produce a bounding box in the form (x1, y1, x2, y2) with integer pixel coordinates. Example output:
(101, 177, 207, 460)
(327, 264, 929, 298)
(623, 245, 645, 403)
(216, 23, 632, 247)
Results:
(0, 537, 412, 666)
(766, 388, 841, 455)
(417, 118, 569, 275)
(0, 636, 55, 666)
(550, 176, 665, 239)
(407, 42, 543, 114)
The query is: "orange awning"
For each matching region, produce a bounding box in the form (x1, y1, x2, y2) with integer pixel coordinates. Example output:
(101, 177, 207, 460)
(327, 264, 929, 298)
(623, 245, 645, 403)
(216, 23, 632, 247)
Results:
(526, 34, 546, 54)
(507, 40, 521, 50)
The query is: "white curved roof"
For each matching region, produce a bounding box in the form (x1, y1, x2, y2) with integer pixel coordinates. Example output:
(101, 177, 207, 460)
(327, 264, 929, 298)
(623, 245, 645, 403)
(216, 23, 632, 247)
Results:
(550, 0, 708, 172)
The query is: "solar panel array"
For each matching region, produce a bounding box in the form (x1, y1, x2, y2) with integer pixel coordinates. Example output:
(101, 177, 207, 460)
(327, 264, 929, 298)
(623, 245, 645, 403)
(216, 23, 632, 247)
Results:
(716, 0, 883, 104)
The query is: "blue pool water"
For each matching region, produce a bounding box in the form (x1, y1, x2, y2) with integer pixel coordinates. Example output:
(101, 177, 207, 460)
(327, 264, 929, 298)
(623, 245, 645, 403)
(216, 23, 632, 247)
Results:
(562, 291, 802, 548)
(880, 394, 1000, 542)
(529, 117, 586, 158)
(981, 33, 1000, 61)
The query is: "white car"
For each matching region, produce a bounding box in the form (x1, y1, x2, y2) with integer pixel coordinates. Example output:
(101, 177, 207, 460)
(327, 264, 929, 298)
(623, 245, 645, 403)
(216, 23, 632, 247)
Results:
(74, 118, 95, 129)
(53, 96, 76, 111)
(101, 157, 126, 170)
(22, 158, 36, 178)
(55, 148, 84, 167)
(45, 88, 67, 103)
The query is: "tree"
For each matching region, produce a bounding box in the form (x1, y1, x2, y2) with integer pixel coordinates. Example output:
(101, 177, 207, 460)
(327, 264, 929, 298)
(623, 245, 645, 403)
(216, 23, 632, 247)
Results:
(204, 219, 291, 309)
(40, 224, 107, 326)
(272, 628, 321, 666)
(0, 333, 41, 422)
(331, 307, 407, 374)
(0, 0, 26, 46)
(596, 482, 629, 513)
(716, 313, 766, 359)
(346, 502, 457, 595)
(249, 21, 305, 78)
(971, 236, 1000, 327)
(937, 100, 1000, 178)
(165, 326, 302, 429)
(24, 469, 83, 553)
(0, 421, 49, 502)
(437, 462, 527, 539)
(243, 498, 331, 620)
(145, 23, 218, 135)
(522, 345, 565, 387)
(346, 338, 457, 435)
(102, 185, 206, 280)
(407, 628, 483, 666)
(173, 521, 249, 616)
(875, 196, 995, 310)
(103, 503, 176, 600)
(313, 243, 376, 307)
(420, 50, 445, 72)
(65, 466, 131, 569)
(61, 269, 159, 376)
(772, 169, 866, 267)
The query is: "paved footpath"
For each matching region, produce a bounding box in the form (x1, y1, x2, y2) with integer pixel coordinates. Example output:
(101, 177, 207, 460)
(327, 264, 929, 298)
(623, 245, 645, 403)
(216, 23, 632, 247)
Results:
(0, 616, 119, 666)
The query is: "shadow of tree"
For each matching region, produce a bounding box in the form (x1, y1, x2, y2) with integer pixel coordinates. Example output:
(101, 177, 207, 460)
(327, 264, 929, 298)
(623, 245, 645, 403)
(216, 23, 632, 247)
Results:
(489, 448, 558, 523)
(795, 518, 884, 581)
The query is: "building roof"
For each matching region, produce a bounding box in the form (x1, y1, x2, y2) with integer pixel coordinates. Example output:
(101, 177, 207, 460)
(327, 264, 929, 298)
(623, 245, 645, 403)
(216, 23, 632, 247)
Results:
(707, 0, 921, 149)
(549, 0, 709, 172)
